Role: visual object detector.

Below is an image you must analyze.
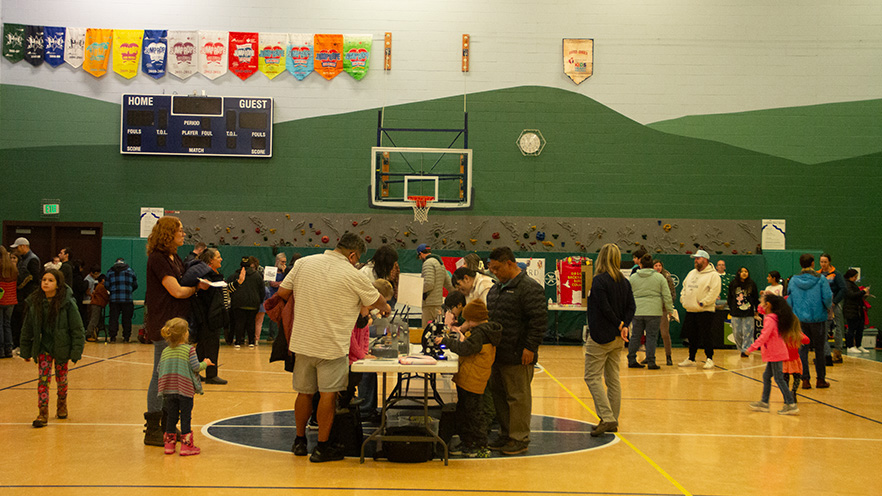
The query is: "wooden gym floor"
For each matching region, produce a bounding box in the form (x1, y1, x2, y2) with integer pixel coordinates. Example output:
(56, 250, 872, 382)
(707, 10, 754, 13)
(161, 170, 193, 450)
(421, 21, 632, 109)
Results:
(1, 341, 880, 496)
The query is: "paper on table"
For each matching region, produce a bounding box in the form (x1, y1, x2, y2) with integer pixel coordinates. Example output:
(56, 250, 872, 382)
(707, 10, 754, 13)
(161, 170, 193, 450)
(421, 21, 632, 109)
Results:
(199, 278, 228, 288)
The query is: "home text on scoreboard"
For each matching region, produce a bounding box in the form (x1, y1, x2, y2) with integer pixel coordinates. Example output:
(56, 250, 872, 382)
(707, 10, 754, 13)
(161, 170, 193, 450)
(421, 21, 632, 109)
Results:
(120, 94, 273, 158)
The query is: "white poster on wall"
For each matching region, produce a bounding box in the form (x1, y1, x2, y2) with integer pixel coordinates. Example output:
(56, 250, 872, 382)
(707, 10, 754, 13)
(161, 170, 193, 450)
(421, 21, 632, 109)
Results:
(140, 207, 164, 238)
(397, 273, 425, 308)
(761, 219, 786, 250)
(516, 258, 546, 287)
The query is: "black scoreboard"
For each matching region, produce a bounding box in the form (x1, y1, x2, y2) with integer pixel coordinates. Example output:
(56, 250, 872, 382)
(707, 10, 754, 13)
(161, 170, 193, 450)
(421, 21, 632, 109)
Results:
(120, 94, 273, 158)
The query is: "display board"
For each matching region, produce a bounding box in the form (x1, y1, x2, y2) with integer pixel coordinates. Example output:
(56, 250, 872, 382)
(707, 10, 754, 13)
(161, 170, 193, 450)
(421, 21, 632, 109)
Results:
(120, 94, 273, 157)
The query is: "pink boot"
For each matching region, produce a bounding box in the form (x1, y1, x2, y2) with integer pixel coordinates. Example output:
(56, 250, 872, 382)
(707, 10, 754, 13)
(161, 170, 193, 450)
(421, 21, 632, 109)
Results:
(179, 432, 201, 456)
(163, 432, 177, 455)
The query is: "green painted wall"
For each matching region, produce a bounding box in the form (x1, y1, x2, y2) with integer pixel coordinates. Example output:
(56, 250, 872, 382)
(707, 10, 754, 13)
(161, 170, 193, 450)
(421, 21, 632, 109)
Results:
(2, 84, 880, 325)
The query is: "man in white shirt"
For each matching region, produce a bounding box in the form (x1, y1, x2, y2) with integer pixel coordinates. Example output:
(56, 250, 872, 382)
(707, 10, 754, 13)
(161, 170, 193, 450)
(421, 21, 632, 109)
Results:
(277, 233, 391, 463)
(679, 250, 722, 369)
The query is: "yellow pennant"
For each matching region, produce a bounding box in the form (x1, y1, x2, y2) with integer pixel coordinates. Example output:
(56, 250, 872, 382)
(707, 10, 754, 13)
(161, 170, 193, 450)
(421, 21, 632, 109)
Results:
(113, 29, 143, 79)
(83, 28, 113, 77)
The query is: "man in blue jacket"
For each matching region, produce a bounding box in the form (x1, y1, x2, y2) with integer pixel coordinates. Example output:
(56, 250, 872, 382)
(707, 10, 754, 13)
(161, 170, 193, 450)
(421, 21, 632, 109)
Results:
(787, 254, 833, 390)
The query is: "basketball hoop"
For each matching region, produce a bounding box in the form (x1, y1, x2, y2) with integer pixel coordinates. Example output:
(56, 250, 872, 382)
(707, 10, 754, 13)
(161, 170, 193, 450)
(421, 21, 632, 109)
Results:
(408, 195, 434, 223)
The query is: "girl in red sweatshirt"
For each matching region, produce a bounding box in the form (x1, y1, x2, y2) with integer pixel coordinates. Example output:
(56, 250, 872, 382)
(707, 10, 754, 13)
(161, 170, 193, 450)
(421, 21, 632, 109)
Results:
(746, 294, 803, 415)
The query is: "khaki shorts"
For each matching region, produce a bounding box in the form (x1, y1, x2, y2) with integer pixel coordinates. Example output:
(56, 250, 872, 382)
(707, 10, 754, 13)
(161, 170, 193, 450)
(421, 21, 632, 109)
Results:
(292, 354, 349, 394)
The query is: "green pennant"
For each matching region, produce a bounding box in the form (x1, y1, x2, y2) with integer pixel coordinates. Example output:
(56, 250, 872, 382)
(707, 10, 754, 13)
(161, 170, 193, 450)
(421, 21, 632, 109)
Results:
(3, 23, 26, 62)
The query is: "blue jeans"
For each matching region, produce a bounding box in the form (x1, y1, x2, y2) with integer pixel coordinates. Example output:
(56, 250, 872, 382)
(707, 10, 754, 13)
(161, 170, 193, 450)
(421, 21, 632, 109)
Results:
(761, 361, 794, 404)
(148, 340, 168, 413)
(628, 315, 661, 365)
(163, 394, 194, 434)
(0, 305, 13, 349)
(730, 316, 755, 353)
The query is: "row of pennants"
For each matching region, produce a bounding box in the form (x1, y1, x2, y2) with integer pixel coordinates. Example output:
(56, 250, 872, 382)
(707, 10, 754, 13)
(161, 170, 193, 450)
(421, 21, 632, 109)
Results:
(2, 24, 373, 81)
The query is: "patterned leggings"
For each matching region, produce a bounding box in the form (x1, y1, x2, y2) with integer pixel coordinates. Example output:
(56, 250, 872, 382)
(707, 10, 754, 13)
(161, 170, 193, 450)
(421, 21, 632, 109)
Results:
(37, 353, 68, 408)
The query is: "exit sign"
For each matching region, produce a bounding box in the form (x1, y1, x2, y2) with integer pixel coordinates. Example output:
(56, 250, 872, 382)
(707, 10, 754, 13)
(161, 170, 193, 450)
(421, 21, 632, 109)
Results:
(42, 201, 60, 216)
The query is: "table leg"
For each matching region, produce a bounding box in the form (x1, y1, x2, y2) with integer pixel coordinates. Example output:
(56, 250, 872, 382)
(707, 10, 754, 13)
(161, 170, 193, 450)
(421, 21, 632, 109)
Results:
(360, 372, 390, 463)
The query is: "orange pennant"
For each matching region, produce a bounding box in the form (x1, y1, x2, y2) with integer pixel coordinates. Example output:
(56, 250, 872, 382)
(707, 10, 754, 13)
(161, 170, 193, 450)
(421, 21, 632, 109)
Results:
(313, 34, 343, 80)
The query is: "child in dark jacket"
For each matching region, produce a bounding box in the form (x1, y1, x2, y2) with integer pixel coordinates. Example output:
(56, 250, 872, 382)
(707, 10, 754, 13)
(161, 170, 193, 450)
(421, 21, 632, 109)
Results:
(843, 268, 870, 353)
(436, 299, 502, 457)
(19, 269, 85, 428)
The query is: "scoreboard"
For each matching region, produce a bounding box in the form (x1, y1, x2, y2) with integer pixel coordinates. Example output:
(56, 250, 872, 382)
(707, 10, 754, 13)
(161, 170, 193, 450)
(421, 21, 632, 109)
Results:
(120, 94, 273, 158)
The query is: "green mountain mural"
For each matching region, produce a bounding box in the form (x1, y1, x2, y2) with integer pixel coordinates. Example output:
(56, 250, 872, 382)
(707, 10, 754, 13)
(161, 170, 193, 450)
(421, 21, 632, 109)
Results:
(648, 99, 882, 165)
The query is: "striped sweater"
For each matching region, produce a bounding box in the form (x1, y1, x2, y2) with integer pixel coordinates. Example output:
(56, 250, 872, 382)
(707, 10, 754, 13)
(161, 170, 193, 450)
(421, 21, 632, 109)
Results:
(158, 344, 207, 398)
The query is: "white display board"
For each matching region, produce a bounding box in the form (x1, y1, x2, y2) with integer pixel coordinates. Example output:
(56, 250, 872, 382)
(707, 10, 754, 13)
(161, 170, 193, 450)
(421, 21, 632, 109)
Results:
(516, 257, 546, 287)
(397, 273, 425, 308)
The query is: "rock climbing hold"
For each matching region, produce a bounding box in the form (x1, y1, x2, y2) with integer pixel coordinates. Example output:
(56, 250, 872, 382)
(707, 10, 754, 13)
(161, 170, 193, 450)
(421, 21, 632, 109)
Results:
(269, 228, 276, 234)
(542, 241, 554, 248)
(263, 236, 268, 241)
(321, 236, 329, 243)
(441, 238, 448, 245)
(404, 231, 410, 236)
(551, 234, 559, 239)
(663, 224, 672, 232)
(315, 230, 321, 235)
(536, 231, 546, 241)
(486, 240, 492, 245)
(352, 221, 358, 227)
(226, 227, 231, 233)
(365, 236, 372, 243)
(285, 214, 290, 219)
(195, 227, 200, 231)
(492, 232, 500, 240)
(381, 237, 388, 243)
(434, 232, 439, 238)
(641, 234, 647, 240)
(732, 250, 738, 254)
(255, 227, 261, 233)
(471, 238, 478, 244)
(523, 233, 529, 239)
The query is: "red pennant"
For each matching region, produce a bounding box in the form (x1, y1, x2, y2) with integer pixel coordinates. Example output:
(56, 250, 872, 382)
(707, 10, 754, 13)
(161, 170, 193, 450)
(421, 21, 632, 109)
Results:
(228, 32, 258, 80)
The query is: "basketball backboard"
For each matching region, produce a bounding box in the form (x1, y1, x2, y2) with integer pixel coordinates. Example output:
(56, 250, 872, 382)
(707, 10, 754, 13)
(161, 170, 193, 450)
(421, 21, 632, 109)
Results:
(369, 147, 473, 209)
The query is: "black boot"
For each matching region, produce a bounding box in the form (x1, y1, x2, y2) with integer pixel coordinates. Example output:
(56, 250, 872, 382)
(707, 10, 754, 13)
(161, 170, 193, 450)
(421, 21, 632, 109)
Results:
(144, 411, 164, 446)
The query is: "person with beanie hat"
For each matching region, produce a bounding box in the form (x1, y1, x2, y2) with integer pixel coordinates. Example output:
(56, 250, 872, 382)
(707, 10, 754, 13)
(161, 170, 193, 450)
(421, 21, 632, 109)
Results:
(435, 299, 501, 457)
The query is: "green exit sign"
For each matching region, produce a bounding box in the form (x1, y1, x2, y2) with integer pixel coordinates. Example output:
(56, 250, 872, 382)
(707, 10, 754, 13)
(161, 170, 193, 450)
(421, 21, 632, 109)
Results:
(43, 203, 60, 215)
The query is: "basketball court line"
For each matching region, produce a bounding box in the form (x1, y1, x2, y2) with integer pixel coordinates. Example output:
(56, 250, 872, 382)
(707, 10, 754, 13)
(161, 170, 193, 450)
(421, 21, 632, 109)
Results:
(0, 485, 701, 496)
(0, 351, 137, 391)
(542, 367, 693, 496)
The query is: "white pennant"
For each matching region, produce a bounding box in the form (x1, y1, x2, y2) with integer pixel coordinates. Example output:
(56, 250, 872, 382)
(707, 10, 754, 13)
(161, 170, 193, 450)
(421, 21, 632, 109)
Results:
(63, 27, 85, 68)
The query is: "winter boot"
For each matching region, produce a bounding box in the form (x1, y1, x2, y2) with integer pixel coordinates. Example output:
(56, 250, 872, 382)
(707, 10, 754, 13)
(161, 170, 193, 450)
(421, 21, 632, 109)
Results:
(179, 432, 201, 456)
(33, 405, 49, 428)
(144, 412, 164, 446)
(163, 432, 177, 454)
(57, 395, 68, 419)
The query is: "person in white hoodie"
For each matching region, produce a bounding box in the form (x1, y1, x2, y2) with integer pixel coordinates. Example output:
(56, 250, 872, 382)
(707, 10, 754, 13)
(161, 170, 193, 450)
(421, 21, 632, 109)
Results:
(679, 250, 722, 369)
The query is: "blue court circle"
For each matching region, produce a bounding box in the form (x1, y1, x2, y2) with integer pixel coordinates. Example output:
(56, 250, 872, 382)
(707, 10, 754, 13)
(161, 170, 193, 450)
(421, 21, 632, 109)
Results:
(203, 410, 618, 459)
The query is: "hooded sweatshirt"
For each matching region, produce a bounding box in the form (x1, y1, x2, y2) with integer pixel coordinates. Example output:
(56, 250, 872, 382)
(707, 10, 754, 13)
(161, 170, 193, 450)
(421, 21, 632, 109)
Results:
(629, 268, 674, 316)
(680, 264, 721, 313)
(787, 269, 833, 323)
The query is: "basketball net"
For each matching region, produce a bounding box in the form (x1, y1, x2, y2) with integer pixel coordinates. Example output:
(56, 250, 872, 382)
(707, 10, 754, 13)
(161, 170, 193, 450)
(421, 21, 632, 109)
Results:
(408, 196, 434, 224)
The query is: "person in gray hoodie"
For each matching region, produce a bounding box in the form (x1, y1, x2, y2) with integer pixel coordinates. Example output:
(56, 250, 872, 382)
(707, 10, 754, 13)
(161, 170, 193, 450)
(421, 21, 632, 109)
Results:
(787, 253, 833, 389)
(628, 254, 674, 369)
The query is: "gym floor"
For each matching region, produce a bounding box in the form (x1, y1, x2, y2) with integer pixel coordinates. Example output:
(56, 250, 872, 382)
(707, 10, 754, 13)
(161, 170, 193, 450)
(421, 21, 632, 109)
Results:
(1, 342, 880, 496)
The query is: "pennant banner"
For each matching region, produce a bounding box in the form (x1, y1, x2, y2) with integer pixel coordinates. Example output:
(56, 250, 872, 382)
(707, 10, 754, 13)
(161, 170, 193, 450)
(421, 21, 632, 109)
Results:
(64, 27, 86, 68)
(113, 29, 143, 79)
(258, 32, 286, 79)
(24, 25, 44, 66)
(286, 33, 313, 80)
(83, 28, 112, 77)
(198, 30, 227, 80)
(167, 30, 197, 79)
(142, 30, 167, 79)
(43, 26, 66, 67)
(313, 34, 343, 80)
(3, 23, 25, 62)
(343, 33, 371, 81)
(229, 31, 258, 80)
(562, 38, 593, 85)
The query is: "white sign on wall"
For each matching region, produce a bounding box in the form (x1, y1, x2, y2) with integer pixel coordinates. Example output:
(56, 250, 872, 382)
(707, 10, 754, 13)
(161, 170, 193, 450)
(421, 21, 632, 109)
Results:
(140, 207, 164, 238)
(761, 219, 786, 250)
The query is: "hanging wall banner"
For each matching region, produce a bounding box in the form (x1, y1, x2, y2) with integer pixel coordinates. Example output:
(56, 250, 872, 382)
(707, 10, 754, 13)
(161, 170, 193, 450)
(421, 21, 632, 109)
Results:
(167, 30, 197, 79)
(342, 33, 371, 80)
(64, 27, 86, 68)
(314, 34, 343, 80)
(229, 31, 258, 80)
(24, 25, 45, 66)
(3, 23, 26, 62)
(83, 28, 112, 77)
(113, 29, 143, 79)
(43, 26, 66, 67)
(198, 30, 228, 80)
(562, 38, 593, 84)
(141, 30, 167, 79)
(258, 32, 286, 79)
(286, 33, 313, 80)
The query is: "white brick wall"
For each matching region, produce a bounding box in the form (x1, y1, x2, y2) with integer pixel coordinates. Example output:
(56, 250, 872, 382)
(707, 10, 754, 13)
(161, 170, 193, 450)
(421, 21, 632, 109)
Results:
(2, 0, 881, 124)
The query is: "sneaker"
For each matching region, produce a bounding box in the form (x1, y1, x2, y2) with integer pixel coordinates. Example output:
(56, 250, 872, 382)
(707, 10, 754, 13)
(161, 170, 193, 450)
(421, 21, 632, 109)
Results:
(204, 377, 228, 385)
(816, 379, 830, 389)
(500, 439, 529, 455)
(309, 443, 344, 463)
(448, 440, 465, 456)
(666, 356, 673, 366)
(847, 346, 861, 354)
(740, 352, 749, 358)
(628, 362, 645, 368)
(703, 359, 715, 370)
(678, 358, 696, 367)
(748, 401, 770, 412)
(647, 363, 661, 370)
(858, 347, 870, 353)
(488, 436, 509, 451)
(464, 446, 491, 458)
(778, 403, 800, 415)
(291, 436, 308, 456)
(249, 344, 255, 349)
(307, 418, 319, 430)
(234, 344, 241, 349)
